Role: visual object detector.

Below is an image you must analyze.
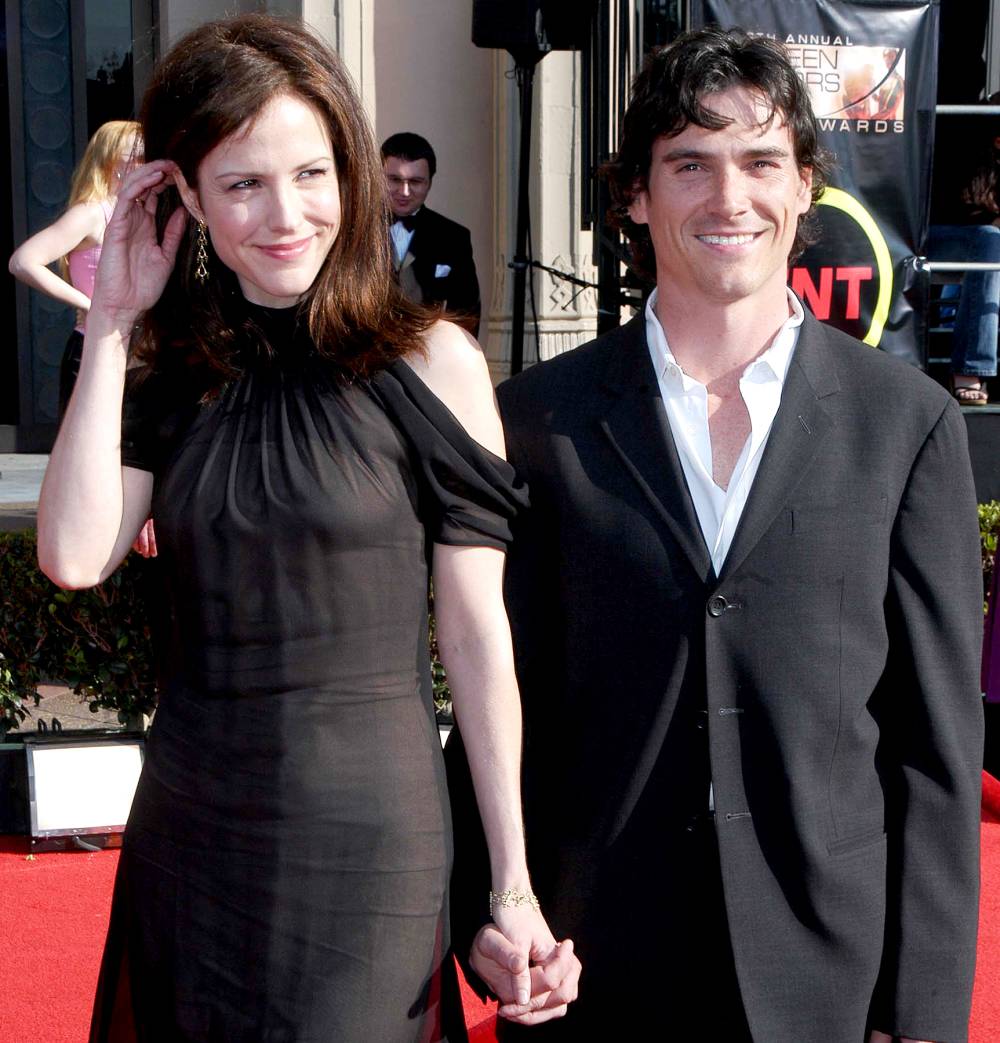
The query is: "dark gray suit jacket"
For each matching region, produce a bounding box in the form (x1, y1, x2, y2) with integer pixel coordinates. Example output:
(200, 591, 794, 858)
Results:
(448, 309, 984, 1041)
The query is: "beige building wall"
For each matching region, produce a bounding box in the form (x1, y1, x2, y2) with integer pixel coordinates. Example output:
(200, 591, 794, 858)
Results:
(160, 1, 338, 54)
(372, 1, 496, 338)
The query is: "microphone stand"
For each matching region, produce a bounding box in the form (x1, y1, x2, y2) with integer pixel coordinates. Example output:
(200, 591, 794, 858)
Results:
(508, 49, 545, 376)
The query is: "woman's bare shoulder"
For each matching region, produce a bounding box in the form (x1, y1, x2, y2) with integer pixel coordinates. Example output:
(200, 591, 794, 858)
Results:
(402, 320, 505, 456)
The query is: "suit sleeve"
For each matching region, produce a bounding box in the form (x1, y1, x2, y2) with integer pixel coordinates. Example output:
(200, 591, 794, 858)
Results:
(870, 398, 984, 1042)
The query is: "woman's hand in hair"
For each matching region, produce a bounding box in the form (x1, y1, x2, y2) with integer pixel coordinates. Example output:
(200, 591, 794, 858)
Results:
(90, 160, 187, 332)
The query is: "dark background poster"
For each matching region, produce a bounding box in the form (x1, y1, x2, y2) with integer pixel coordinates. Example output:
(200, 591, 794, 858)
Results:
(691, 0, 938, 367)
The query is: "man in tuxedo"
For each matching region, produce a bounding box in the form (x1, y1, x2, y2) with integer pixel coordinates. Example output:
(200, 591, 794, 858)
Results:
(381, 132, 481, 335)
(448, 26, 984, 1042)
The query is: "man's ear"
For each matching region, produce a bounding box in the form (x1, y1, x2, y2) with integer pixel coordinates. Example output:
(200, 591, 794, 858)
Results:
(627, 181, 649, 226)
(173, 167, 205, 224)
(796, 165, 814, 216)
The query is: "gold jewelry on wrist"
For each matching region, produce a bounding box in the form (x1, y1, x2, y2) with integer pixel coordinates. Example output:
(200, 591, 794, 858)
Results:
(489, 888, 540, 914)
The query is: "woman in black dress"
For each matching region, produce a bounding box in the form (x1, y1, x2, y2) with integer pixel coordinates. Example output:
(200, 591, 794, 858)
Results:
(37, 15, 577, 1041)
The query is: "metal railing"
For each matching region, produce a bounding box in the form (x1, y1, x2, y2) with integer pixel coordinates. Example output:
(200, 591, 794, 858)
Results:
(915, 261, 1000, 272)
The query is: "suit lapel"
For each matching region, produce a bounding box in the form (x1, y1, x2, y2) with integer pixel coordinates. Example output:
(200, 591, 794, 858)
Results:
(598, 317, 714, 582)
(718, 311, 839, 581)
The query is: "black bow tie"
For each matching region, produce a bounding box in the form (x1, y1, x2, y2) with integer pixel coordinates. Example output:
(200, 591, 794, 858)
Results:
(396, 213, 418, 231)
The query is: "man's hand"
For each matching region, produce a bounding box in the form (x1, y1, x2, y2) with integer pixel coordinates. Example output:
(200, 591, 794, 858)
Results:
(868, 1031, 935, 1043)
(469, 924, 581, 1026)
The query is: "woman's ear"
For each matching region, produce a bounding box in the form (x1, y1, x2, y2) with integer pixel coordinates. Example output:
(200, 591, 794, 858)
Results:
(173, 167, 206, 224)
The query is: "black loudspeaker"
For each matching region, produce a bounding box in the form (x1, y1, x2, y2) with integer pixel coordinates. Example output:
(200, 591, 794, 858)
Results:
(472, 0, 589, 54)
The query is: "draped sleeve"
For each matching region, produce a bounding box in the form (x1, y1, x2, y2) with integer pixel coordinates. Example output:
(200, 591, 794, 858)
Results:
(120, 367, 200, 475)
(120, 365, 205, 475)
(369, 359, 529, 550)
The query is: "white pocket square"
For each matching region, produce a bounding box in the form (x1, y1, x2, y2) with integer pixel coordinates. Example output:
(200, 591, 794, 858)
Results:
(434, 264, 451, 278)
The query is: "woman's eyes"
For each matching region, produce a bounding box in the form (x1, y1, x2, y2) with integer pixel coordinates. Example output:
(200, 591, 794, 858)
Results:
(227, 169, 329, 191)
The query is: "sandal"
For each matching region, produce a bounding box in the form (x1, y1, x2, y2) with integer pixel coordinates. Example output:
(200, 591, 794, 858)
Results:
(952, 377, 989, 406)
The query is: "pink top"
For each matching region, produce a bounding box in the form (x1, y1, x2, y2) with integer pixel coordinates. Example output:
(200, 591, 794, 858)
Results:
(67, 198, 115, 333)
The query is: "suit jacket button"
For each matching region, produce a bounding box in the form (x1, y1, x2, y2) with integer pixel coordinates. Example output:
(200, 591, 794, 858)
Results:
(707, 593, 729, 617)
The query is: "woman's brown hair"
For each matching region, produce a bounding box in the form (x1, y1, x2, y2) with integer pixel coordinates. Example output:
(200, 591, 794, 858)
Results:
(134, 14, 432, 382)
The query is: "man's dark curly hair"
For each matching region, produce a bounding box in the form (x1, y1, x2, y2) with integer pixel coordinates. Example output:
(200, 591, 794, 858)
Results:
(603, 26, 834, 282)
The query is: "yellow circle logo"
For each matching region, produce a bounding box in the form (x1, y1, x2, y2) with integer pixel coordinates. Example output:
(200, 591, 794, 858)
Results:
(816, 187, 893, 346)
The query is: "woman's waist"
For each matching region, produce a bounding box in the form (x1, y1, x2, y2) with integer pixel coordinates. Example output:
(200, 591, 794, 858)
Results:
(141, 684, 447, 820)
(164, 624, 428, 696)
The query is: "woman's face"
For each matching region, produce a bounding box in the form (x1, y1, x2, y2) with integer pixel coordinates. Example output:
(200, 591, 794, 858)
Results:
(190, 93, 341, 308)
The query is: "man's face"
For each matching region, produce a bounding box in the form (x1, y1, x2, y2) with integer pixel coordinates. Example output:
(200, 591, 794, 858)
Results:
(628, 85, 812, 307)
(384, 156, 432, 217)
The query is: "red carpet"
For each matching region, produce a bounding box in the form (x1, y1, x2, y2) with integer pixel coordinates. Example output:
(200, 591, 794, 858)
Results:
(972, 772, 1000, 1043)
(5, 777, 1000, 1043)
(0, 836, 119, 1043)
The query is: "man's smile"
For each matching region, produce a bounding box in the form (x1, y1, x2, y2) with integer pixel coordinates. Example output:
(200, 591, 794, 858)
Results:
(695, 232, 763, 246)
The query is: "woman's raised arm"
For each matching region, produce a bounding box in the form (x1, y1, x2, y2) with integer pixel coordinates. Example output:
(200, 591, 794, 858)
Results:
(37, 161, 188, 588)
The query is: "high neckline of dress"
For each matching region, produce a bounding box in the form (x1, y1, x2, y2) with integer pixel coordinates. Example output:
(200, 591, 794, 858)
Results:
(237, 297, 310, 360)
(242, 298, 301, 327)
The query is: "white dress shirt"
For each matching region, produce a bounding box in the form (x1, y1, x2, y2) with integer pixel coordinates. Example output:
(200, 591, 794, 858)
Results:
(644, 287, 804, 576)
(645, 288, 804, 812)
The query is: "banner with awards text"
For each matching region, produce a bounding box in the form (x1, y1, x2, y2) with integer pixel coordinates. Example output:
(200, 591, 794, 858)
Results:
(691, 1, 937, 366)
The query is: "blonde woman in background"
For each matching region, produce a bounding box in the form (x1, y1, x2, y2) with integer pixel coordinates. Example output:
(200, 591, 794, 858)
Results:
(10, 120, 141, 417)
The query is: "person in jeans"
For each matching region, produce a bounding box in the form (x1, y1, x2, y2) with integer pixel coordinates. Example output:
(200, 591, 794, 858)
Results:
(929, 107, 1000, 404)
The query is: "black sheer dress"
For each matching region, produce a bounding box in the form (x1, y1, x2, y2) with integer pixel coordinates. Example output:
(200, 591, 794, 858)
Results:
(89, 304, 525, 1042)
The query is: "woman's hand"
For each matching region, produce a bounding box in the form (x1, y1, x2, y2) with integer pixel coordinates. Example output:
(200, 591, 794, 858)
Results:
(132, 518, 157, 558)
(91, 160, 188, 330)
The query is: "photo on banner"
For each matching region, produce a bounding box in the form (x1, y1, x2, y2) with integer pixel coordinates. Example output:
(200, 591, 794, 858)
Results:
(691, 0, 938, 367)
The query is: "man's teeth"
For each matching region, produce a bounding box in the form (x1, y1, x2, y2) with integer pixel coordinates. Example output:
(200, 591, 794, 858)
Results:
(698, 233, 757, 245)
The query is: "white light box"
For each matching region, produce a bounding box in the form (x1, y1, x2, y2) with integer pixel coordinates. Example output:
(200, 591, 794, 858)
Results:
(26, 736, 145, 839)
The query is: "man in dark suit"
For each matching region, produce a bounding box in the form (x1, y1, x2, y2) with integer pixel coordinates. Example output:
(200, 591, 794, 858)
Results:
(381, 132, 481, 335)
(447, 27, 984, 1042)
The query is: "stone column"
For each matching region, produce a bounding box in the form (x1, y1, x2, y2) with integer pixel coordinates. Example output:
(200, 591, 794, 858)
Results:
(319, 0, 376, 124)
(252, 2, 374, 121)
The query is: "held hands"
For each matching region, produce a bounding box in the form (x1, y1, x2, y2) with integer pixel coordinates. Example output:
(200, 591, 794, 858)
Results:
(91, 160, 188, 331)
(470, 907, 581, 1026)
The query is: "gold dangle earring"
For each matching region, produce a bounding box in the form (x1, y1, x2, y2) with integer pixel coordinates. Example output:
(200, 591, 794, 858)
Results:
(194, 222, 209, 283)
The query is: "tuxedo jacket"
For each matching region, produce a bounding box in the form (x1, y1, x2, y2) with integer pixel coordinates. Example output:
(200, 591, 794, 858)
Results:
(395, 206, 481, 336)
(446, 309, 984, 1042)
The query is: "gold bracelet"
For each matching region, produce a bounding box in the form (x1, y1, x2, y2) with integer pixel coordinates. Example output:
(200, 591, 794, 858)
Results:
(489, 888, 540, 914)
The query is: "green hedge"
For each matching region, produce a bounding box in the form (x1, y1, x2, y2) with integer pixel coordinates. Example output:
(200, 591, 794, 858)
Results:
(0, 531, 157, 732)
(981, 501, 1000, 588)
(3, 505, 999, 734)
